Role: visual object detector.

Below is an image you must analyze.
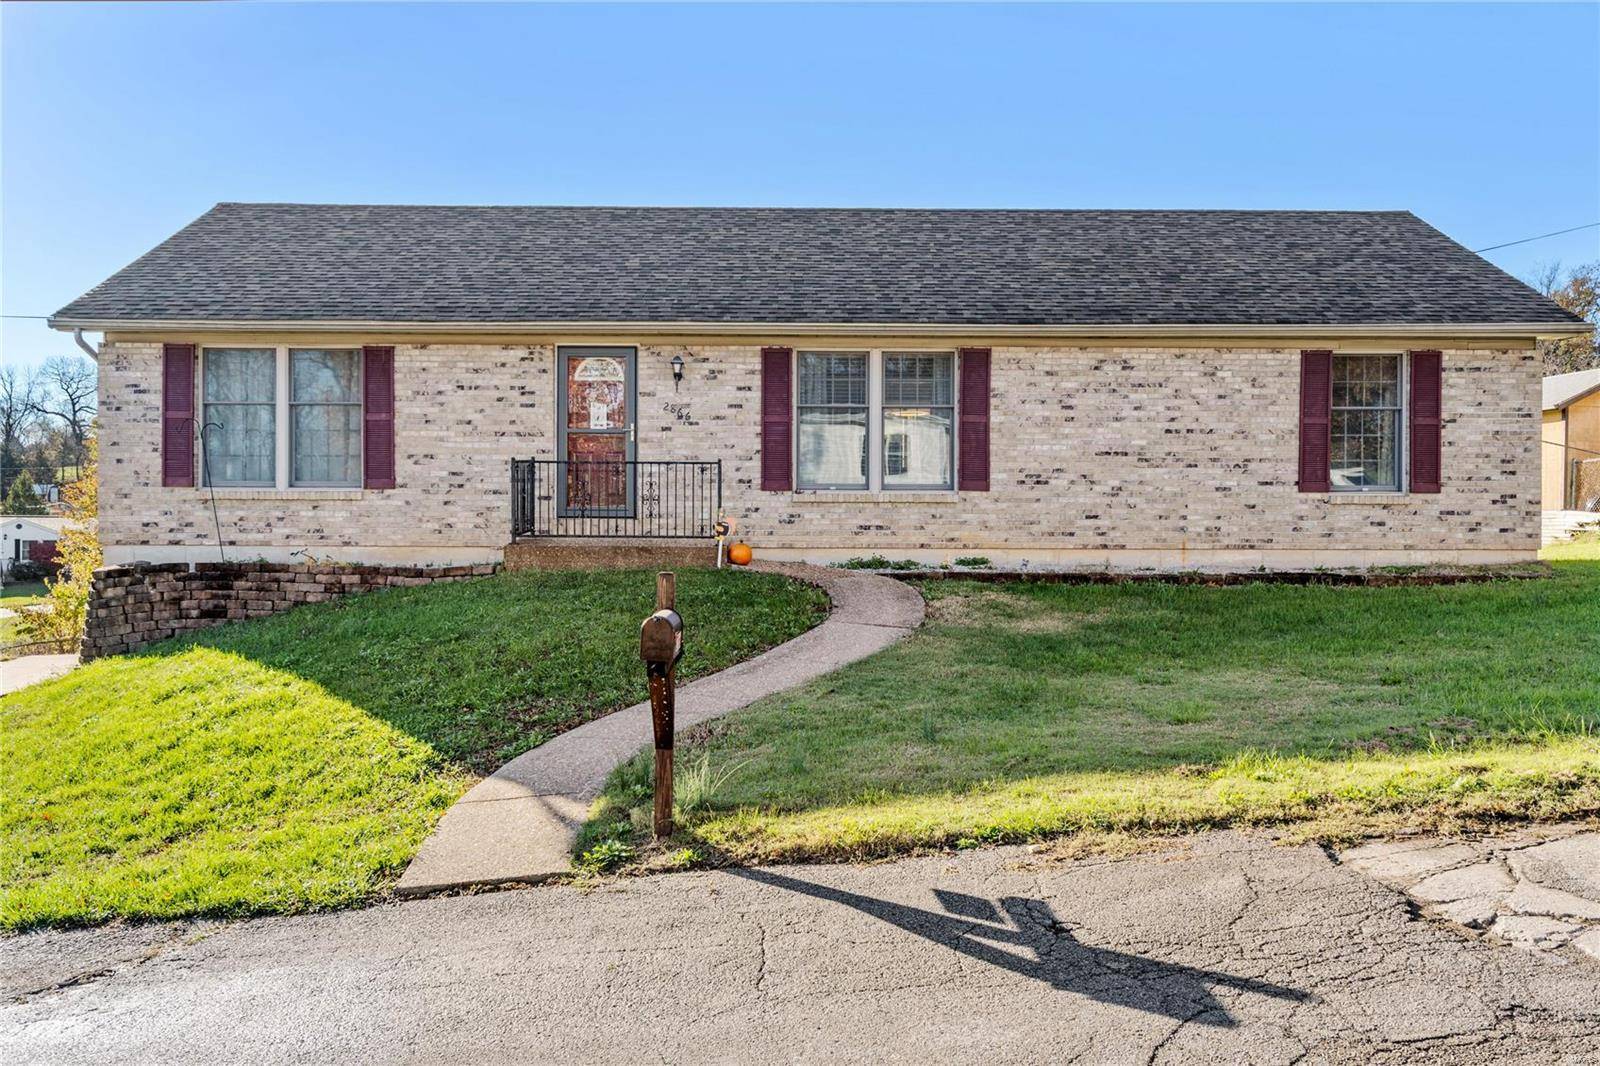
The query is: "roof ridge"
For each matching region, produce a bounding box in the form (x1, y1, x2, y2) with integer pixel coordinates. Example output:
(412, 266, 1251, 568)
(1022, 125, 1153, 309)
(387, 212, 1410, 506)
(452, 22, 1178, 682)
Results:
(211, 201, 1418, 216)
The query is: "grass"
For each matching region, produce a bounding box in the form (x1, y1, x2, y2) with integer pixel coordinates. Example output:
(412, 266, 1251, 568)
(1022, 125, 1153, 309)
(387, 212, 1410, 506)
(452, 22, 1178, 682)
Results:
(586, 553, 1600, 865)
(0, 568, 825, 929)
(1, 579, 48, 607)
(1542, 530, 1600, 562)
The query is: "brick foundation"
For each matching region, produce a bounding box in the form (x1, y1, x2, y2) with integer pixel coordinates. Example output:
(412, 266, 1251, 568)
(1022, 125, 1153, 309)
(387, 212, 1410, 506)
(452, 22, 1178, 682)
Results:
(82, 560, 500, 660)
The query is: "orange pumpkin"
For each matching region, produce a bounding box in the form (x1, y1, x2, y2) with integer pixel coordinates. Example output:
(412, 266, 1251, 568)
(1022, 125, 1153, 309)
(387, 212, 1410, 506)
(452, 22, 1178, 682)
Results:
(728, 541, 753, 566)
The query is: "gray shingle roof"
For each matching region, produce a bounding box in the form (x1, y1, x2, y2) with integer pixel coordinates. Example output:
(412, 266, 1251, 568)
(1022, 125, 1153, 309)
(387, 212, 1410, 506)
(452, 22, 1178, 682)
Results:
(53, 203, 1585, 328)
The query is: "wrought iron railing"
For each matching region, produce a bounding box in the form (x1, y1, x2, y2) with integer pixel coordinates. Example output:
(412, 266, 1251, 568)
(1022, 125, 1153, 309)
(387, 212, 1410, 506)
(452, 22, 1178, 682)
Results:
(511, 459, 722, 539)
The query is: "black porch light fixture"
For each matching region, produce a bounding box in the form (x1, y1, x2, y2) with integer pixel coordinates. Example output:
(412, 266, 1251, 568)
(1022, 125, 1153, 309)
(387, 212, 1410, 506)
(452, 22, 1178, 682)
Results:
(670, 352, 686, 389)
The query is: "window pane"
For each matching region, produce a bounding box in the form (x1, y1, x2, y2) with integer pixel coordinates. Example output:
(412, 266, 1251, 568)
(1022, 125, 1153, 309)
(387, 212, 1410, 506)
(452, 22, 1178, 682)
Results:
(204, 403, 276, 485)
(798, 353, 867, 406)
(1332, 355, 1399, 408)
(883, 408, 953, 489)
(292, 404, 362, 486)
(797, 408, 867, 488)
(204, 348, 274, 403)
(1329, 355, 1401, 490)
(291, 349, 360, 403)
(883, 353, 953, 406)
(1330, 408, 1399, 490)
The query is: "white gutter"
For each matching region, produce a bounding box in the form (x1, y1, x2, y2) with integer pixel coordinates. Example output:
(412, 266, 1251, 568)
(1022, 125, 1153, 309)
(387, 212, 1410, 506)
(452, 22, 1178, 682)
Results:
(72, 328, 101, 360)
(45, 316, 1596, 339)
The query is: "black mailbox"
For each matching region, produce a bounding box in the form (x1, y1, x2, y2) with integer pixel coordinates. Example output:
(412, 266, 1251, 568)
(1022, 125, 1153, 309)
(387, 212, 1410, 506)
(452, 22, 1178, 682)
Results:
(640, 608, 683, 665)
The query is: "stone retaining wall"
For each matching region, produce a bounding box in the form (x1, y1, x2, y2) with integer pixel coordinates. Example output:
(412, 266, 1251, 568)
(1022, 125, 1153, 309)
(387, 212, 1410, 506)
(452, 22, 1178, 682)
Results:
(82, 560, 500, 660)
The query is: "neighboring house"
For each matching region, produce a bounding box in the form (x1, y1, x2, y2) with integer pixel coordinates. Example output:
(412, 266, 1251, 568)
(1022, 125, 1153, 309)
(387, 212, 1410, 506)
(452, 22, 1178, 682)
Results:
(51, 204, 1591, 571)
(2, 515, 64, 577)
(1542, 368, 1600, 512)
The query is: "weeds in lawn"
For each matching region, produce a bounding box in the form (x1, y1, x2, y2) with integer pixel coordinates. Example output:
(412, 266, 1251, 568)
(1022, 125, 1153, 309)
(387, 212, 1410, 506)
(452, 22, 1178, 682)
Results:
(575, 838, 636, 874)
(834, 556, 922, 571)
(676, 751, 750, 814)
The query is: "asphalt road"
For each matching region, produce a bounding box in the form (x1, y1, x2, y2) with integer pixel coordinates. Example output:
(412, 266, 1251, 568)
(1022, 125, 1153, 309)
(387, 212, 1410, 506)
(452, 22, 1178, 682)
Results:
(4, 832, 1598, 1064)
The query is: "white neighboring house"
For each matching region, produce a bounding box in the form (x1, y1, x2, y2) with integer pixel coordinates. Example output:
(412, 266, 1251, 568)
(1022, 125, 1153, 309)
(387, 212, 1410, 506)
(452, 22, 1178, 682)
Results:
(2, 515, 66, 578)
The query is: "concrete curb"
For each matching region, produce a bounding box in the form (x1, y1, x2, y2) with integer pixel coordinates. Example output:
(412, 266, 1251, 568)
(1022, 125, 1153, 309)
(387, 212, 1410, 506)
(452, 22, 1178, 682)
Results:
(395, 563, 925, 896)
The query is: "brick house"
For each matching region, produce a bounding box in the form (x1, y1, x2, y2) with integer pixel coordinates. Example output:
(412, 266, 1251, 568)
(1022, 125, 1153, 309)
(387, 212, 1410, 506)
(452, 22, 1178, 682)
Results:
(52, 204, 1590, 571)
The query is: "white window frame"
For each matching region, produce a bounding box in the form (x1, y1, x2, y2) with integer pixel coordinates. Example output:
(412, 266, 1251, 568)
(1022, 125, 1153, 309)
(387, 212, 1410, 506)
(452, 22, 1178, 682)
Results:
(200, 346, 280, 489)
(288, 348, 365, 489)
(199, 346, 365, 491)
(793, 348, 959, 493)
(1328, 351, 1408, 494)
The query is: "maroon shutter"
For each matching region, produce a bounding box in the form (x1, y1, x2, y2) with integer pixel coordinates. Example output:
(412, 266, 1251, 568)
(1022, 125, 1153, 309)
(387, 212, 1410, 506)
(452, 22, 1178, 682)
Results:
(760, 347, 793, 492)
(363, 345, 396, 489)
(1297, 350, 1332, 492)
(161, 343, 196, 487)
(1409, 350, 1443, 493)
(957, 348, 991, 492)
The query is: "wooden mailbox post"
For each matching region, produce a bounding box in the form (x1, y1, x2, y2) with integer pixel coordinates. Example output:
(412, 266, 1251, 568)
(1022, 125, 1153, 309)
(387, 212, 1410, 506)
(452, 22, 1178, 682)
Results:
(639, 572, 684, 839)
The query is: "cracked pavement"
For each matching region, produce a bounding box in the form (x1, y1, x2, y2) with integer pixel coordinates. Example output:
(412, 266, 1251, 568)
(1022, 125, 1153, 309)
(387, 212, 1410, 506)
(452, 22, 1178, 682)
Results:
(3, 831, 1598, 1064)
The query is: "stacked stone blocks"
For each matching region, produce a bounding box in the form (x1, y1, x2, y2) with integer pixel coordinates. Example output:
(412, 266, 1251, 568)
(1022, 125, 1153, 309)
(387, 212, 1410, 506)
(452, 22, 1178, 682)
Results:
(82, 560, 500, 660)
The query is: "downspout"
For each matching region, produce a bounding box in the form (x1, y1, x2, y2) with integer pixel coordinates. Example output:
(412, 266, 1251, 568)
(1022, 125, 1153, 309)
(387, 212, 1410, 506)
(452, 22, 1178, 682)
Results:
(73, 328, 100, 360)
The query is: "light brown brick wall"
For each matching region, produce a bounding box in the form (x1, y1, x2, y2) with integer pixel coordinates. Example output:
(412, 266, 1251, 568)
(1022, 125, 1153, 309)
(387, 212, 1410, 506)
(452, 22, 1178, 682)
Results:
(96, 340, 1542, 566)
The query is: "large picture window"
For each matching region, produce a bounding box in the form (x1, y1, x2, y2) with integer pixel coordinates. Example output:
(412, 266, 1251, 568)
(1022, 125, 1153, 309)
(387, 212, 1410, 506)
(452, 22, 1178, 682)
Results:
(202, 348, 276, 486)
(290, 349, 363, 486)
(797, 352, 869, 490)
(200, 346, 367, 490)
(795, 349, 958, 492)
(1330, 354, 1404, 492)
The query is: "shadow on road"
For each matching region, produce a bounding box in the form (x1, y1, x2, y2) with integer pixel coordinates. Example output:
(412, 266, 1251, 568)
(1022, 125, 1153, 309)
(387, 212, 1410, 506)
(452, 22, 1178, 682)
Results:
(730, 867, 1310, 1025)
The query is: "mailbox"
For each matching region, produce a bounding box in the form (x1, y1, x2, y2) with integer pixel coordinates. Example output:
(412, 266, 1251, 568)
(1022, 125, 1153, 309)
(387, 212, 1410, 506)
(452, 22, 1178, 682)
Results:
(640, 608, 684, 665)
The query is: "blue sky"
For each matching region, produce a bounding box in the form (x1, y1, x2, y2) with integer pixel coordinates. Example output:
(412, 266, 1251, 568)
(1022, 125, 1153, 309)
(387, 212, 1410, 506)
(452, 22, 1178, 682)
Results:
(3, 2, 1597, 372)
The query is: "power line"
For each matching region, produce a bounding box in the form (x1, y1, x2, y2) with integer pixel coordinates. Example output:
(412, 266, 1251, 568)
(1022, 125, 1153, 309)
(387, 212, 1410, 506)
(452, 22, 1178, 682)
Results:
(0, 315, 52, 320)
(1474, 222, 1600, 253)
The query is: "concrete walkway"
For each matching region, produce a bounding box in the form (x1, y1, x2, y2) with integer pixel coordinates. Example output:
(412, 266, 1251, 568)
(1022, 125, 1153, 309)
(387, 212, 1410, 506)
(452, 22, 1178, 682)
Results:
(0, 653, 79, 696)
(396, 562, 924, 895)
(9, 831, 1597, 1063)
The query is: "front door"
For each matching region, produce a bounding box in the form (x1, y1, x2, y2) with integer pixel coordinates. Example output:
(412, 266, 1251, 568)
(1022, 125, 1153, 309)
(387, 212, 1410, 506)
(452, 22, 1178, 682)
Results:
(558, 346, 636, 516)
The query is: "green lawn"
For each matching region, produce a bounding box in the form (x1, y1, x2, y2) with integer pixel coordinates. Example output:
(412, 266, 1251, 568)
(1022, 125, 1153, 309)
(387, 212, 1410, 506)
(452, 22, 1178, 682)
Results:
(587, 555, 1600, 866)
(0, 568, 826, 929)
(1, 579, 48, 607)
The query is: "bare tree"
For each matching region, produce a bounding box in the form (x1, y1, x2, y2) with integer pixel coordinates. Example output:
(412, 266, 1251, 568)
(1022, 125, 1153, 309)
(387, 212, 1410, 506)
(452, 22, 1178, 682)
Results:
(1532, 261, 1600, 375)
(0, 365, 37, 489)
(28, 356, 97, 472)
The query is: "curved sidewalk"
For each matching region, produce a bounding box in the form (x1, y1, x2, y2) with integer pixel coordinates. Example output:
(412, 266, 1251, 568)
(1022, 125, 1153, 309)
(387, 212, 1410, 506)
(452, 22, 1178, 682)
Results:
(396, 562, 924, 896)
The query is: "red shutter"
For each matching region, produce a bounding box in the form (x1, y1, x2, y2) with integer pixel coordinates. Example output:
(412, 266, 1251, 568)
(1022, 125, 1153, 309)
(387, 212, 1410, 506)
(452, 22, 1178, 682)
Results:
(161, 343, 196, 487)
(957, 348, 991, 492)
(760, 347, 793, 492)
(1297, 350, 1332, 492)
(1409, 350, 1443, 493)
(363, 345, 396, 489)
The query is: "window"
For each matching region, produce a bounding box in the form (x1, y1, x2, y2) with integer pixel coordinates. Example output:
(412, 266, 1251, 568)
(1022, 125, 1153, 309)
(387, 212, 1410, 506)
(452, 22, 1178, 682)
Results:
(882, 353, 954, 490)
(202, 348, 276, 486)
(795, 349, 958, 492)
(200, 346, 368, 489)
(290, 349, 362, 486)
(1330, 354, 1404, 492)
(797, 352, 869, 489)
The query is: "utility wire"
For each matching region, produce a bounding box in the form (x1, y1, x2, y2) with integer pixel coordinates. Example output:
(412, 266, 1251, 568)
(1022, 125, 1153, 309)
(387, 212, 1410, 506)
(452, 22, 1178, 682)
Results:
(1474, 222, 1600, 253)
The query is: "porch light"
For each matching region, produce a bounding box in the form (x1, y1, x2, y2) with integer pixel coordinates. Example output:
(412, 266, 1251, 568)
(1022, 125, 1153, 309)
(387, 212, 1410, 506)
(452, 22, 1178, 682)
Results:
(670, 353, 685, 389)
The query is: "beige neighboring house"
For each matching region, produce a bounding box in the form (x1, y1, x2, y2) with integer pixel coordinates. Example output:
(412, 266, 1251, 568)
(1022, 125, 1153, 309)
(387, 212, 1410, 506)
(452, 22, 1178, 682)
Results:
(2, 515, 64, 577)
(1542, 368, 1600, 512)
(50, 204, 1593, 572)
